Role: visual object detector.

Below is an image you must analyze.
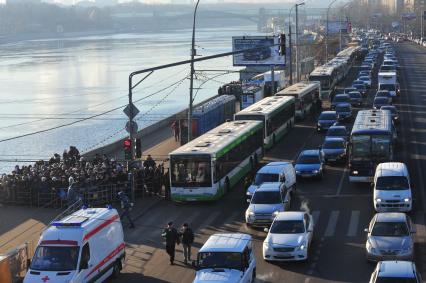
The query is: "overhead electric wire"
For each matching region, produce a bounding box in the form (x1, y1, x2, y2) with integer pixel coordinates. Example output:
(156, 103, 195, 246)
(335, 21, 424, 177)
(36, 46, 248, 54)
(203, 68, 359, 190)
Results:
(0, 75, 189, 144)
(0, 66, 189, 130)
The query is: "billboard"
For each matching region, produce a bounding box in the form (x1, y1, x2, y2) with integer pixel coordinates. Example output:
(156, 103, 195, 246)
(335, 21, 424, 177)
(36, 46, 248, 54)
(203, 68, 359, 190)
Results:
(326, 21, 348, 34)
(232, 36, 285, 66)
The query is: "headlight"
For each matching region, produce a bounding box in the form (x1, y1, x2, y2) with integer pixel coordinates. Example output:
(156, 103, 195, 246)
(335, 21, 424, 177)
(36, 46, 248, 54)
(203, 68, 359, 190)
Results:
(273, 210, 280, 216)
(366, 240, 377, 253)
(296, 170, 301, 174)
(376, 198, 382, 203)
(312, 170, 319, 174)
(263, 242, 270, 250)
(296, 240, 308, 251)
(394, 116, 398, 120)
(404, 198, 411, 203)
(353, 170, 358, 175)
(246, 210, 254, 217)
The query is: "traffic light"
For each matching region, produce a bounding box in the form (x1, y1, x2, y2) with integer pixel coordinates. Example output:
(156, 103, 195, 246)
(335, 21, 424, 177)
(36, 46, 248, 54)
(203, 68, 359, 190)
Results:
(124, 138, 132, 160)
(135, 138, 141, 159)
(279, 33, 286, 56)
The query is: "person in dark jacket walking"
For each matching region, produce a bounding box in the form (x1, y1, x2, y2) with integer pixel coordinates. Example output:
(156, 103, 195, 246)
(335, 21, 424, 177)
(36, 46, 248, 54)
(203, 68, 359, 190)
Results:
(118, 190, 135, 228)
(161, 221, 180, 264)
(179, 223, 195, 264)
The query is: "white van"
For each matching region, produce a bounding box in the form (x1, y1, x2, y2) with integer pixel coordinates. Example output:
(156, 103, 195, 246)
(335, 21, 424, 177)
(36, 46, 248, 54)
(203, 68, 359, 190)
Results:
(373, 162, 412, 212)
(193, 233, 256, 283)
(246, 162, 296, 201)
(24, 207, 125, 283)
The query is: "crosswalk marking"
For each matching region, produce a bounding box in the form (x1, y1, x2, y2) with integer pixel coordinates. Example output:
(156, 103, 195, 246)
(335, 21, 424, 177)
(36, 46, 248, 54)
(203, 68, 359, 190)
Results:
(324, 211, 340, 237)
(347, 211, 360, 237)
(312, 211, 320, 227)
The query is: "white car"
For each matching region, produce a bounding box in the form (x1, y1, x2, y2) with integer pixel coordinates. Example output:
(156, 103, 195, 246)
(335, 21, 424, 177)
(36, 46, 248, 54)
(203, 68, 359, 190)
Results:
(358, 76, 372, 88)
(373, 162, 412, 212)
(263, 211, 313, 261)
(369, 261, 422, 283)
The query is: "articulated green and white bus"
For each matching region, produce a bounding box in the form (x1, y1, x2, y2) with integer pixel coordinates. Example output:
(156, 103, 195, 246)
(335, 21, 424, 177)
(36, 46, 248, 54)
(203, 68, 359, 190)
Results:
(234, 96, 295, 150)
(169, 120, 264, 202)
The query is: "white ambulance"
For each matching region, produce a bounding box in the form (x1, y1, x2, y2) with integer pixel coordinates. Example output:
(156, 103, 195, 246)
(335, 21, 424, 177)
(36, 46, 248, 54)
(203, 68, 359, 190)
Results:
(24, 207, 125, 283)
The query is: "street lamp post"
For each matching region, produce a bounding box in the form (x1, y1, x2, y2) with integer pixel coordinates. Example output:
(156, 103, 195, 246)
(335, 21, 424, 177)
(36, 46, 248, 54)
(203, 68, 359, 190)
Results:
(188, 0, 200, 143)
(326, 0, 338, 62)
(295, 2, 305, 82)
(288, 2, 305, 85)
(339, 3, 351, 52)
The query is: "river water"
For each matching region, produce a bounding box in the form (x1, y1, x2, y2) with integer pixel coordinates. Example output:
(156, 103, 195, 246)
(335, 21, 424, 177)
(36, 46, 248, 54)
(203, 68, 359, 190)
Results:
(0, 24, 267, 173)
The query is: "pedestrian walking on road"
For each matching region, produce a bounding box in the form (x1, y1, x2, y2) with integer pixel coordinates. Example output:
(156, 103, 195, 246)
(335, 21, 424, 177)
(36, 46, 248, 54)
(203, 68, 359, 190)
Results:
(161, 221, 180, 265)
(179, 223, 195, 264)
(118, 190, 135, 229)
(171, 120, 180, 142)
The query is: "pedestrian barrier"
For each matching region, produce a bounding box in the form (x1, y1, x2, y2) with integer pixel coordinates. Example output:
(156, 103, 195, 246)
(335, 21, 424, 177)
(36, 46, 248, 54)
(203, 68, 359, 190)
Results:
(0, 243, 30, 283)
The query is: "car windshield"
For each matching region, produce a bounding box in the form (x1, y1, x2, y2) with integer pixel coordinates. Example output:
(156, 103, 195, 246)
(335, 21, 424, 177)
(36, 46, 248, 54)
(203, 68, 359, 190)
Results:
(380, 66, 396, 71)
(198, 252, 242, 270)
(327, 128, 346, 137)
(30, 246, 79, 271)
(333, 96, 349, 103)
(297, 154, 320, 164)
(254, 173, 279, 186)
(336, 105, 350, 112)
(374, 97, 389, 104)
(359, 77, 369, 81)
(354, 84, 365, 90)
(345, 88, 356, 93)
(376, 277, 416, 283)
(270, 220, 305, 234)
(251, 191, 281, 204)
(376, 91, 389, 97)
(376, 176, 409, 190)
(371, 221, 409, 237)
(349, 92, 361, 98)
(323, 140, 345, 149)
(319, 113, 336, 120)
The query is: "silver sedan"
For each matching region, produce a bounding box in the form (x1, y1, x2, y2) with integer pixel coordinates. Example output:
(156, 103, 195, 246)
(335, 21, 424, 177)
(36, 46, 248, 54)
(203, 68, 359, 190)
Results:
(365, 212, 415, 262)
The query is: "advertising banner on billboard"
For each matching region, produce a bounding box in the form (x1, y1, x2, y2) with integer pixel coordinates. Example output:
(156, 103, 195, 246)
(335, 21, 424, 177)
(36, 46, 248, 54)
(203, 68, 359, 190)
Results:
(232, 36, 285, 66)
(326, 21, 348, 34)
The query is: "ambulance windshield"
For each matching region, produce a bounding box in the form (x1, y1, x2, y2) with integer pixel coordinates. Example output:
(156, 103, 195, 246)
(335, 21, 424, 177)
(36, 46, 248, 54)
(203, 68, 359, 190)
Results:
(30, 246, 79, 271)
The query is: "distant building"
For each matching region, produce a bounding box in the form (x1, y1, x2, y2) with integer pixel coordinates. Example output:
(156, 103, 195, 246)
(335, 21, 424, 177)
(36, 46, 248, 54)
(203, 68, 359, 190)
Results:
(6, 0, 41, 3)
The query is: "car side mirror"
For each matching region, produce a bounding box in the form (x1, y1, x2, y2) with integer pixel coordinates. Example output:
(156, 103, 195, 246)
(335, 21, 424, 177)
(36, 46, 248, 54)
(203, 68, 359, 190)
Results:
(264, 227, 269, 233)
(246, 198, 251, 203)
(192, 260, 199, 270)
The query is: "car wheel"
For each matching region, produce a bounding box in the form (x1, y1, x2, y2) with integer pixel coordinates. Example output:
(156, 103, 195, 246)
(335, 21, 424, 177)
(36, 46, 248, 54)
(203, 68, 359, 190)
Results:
(111, 260, 121, 278)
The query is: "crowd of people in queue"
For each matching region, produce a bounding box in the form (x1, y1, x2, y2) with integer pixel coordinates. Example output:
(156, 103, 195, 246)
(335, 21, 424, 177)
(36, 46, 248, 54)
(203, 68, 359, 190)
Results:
(0, 146, 171, 205)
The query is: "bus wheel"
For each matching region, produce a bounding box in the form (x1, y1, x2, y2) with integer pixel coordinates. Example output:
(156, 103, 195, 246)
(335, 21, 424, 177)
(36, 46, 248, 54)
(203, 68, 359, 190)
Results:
(224, 178, 230, 195)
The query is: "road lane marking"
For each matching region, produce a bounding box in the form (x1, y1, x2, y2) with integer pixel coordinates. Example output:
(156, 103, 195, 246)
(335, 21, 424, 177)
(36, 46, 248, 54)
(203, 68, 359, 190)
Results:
(347, 210, 360, 237)
(312, 211, 320, 227)
(336, 167, 347, 196)
(324, 211, 340, 237)
(196, 211, 222, 231)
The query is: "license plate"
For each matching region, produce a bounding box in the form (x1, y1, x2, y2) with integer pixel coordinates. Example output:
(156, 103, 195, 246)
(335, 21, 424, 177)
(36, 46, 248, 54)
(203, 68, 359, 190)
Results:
(328, 158, 336, 162)
(256, 219, 270, 222)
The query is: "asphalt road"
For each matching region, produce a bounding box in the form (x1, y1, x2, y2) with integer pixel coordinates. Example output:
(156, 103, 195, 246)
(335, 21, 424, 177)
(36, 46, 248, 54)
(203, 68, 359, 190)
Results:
(105, 42, 426, 283)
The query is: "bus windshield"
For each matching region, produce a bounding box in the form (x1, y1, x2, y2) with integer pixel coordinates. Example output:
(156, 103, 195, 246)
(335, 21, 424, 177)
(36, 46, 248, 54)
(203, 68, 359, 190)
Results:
(351, 135, 391, 160)
(30, 246, 79, 271)
(379, 84, 396, 91)
(170, 155, 212, 187)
